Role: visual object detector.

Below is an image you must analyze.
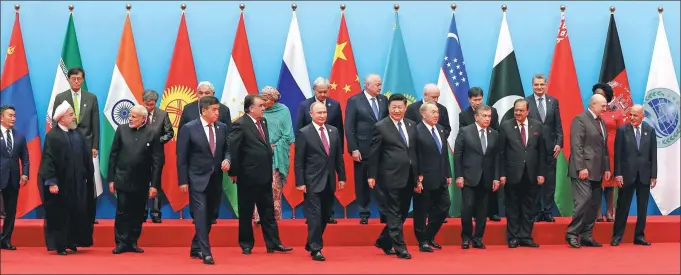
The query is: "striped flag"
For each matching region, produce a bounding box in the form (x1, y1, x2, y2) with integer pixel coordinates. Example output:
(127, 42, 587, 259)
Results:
(220, 11, 259, 216)
(436, 11, 469, 218)
(101, 11, 144, 182)
(644, 11, 680, 215)
(278, 9, 312, 210)
(0, 10, 42, 217)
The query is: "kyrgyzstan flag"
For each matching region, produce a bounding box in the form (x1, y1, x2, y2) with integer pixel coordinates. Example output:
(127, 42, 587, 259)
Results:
(328, 10, 359, 208)
(158, 10, 197, 211)
(0, 10, 43, 217)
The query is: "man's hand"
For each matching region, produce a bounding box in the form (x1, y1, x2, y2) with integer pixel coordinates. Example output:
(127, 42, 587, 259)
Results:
(651, 178, 657, 189)
(352, 150, 362, 162)
(229, 176, 237, 182)
(179, 184, 189, 193)
(446, 177, 452, 186)
(368, 178, 376, 189)
(578, 169, 589, 180)
(537, 176, 545, 185)
(20, 175, 28, 186)
(456, 177, 464, 188)
(499, 176, 507, 186)
(297, 185, 306, 193)
(109, 182, 115, 194)
(553, 145, 561, 159)
(616, 176, 624, 188)
(92, 149, 98, 158)
(149, 187, 158, 198)
(49, 185, 59, 194)
(221, 160, 231, 171)
(414, 183, 423, 194)
(604, 171, 612, 181)
(338, 181, 345, 190)
(492, 180, 500, 192)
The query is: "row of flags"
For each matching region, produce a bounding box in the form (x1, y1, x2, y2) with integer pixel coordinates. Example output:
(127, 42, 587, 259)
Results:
(1, 8, 679, 218)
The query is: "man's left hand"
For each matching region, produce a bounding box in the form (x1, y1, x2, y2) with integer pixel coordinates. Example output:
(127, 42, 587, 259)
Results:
(92, 149, 98, 158)
(604, 171, 612, 181)
(446, 178, 452, 186)
(492, 180, 500, 192)
(20, 176, 28, 186)
(651, 178, 657, 189)
(553, 145, 561, 159)
(338, 181, 345, 190)
(221, 160, 231, 171)
(414, 183, 423, 194)
(537, 176, 545, 185)
(149, 187, 158, 198)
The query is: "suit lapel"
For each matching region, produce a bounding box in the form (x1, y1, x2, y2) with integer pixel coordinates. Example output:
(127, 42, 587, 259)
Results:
(387, 120, 408, 149)
(78, 92, 86, 122)
(526, 96, 540, 121)
(309, 124, 327, 155)
(194, 122, 212, 156)
(486, 129, 495, 154)
(358, 94, 378, 121)
(469, 126, 483, 155)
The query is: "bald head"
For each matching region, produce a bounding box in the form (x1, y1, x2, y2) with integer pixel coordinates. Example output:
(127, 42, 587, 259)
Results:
(589, 94, 607, 117)
(423, 84, 440, 104)
(629, 104, 645, 127)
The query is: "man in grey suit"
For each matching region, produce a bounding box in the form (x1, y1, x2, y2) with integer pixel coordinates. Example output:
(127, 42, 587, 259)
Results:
(52, 67, 101, 224)
(566, 94, 611, 248)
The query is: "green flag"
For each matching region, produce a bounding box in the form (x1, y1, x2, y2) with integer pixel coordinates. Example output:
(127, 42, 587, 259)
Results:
(382, 11, 418, 104)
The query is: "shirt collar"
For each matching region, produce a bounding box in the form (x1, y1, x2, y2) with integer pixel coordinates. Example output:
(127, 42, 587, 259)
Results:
(587, 109, 598, 119)
(390, 116, 403, 126)
(364, 90, 376, 100)
(58, 123, 69, 132)
(534, 93, 545, 101)
(475, 123, 486, 133)
(200, 116, 212, 128)
(0, 125, 9, 134)
(424, 122, 437, 132)
(246, 114, 259, 124)
(313, 121, 324, 130)
(315, 97, 326, 105)
(516, 119, 527, 126)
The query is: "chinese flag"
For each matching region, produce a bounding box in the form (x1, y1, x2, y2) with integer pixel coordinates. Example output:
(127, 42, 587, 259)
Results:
(159, 12, 197, 211)
(328, 12, 359, 207)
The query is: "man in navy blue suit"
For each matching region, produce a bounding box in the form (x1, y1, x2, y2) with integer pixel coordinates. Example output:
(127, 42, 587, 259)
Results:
(296, 77, 343, 224)
(176, 96, 231, 265)
(0, 105, 29, 250)
(345, 74, 389, 224)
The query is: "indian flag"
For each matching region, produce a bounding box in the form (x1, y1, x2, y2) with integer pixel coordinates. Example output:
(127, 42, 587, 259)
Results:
(101, 11, 145, 182)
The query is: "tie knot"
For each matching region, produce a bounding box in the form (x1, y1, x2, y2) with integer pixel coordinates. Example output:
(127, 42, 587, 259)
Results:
(431, 127, 436, 133)
(397, 121, 402, 127)
(207, 124, 213, 128)
(538, 97, 543, 101)
(319, 126, 325, 132)
(520, 123, 524, 127)
(480, 129, 485, 133)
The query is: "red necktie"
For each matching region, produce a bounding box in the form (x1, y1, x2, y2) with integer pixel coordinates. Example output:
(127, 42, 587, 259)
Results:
(520, 123, 526, 147)
(320, 126, 330, 155)
(208, 124, 215, 156)
(256, 120, 266, 141)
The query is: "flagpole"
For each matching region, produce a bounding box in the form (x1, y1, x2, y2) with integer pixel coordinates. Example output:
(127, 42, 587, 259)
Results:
(452, 3, 456, 12)
(178, 2, 186, 221)
(15, 4, 19, 12)
(658, 6, 663, 13)
(502, 4, 507, 12)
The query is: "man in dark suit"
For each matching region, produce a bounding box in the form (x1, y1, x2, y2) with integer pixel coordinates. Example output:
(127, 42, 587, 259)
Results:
(526, 74, 563, 222)
(345, 73, 389, 224)
(295, 102, 346, 261)
(177, 96, 231, 265)
(413, 102, 451, 252)
(405, 84, 452, 138)
(141, 90, 174, 223)
(178, 81, 231, 224)
(295, 77, 343, 224)
(454, 104, 501, 249)
(228, 94, 292, 256)
(566, 94, 611, 248)
(458, 87, 501, 222)
(108, 105, 163, 254)
(611, 105, 656, 246)
(0, 106, 29, 250)
(498, 99, 545, 248)
(368, 94, 418, 259)
(52, 67, 100, 224)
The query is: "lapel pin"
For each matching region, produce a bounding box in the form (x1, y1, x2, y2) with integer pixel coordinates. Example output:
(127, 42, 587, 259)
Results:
(146, 143, 150, 146)
(329, 128, 332, 132)
(216, 125, 219, 129)
(328, 103, 331, 107)
(514, 126, 517, 129)
(440, 129, 443, 133)
(83, 103, 87, 107)
(644, 132, 647, 135)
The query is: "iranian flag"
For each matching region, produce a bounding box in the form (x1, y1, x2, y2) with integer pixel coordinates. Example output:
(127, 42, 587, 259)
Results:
(220, 11, 259, 217)
(101, 11, 145, 181)
(46, 12, 103, 198)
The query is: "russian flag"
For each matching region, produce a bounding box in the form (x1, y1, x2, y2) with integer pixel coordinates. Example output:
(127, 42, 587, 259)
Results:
(278, 9, 312, 212)
(0, 10, 42, 217)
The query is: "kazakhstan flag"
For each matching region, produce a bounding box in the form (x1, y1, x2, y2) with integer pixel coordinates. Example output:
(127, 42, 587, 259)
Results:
(382, 11, 418, 105)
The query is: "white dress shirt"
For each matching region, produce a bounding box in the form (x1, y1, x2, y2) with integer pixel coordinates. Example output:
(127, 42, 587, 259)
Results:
(312, 121, 330, 146)
(424, 123, 441, 146)
(1, 125, 13, 149)
(390, 117, 409, 146)
(364, 91, 379, 114)
(200, 117, 215, 145)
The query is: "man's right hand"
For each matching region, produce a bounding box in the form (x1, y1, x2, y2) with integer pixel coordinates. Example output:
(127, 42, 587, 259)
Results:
(49, 185, 59, 194)
(456, 177, 464, 188)
(352, 150, 362, 162)
(179, 184, 189, 193)
(578, 169, 589, 180)
(368, 178, 375, 189)
(616, 176, 624, 187)
(109, 182, 115, 194)
(229, 176, 237, 182)
(296, 185, 306, 193)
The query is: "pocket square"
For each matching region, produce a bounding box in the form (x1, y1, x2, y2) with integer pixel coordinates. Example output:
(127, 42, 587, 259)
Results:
(533, 132, 539, 136)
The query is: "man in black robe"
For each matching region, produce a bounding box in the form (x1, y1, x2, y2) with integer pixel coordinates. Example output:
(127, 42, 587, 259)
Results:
(108, 105, 163, 254)
(39, 101, 95, 255)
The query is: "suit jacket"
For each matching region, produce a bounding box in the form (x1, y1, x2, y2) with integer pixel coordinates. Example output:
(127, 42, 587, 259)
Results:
(568, 111, 609, 181)
(345, 91, 389, 156)
(415, 122, 451, 190)
(295, 97, 344, 151)
(148, 109, 174, 145)
(458, 106, 500, 131)
(498, 118, 546, 185)
(0, 129, 29, 190)
(53, 90, 100, 150)
(176, 119, 230, 192)
(107, 124, 163, 192)
(228, 114, 273, 185)
(526, 94, 563, 152)
(368, 117, 418, 189)
(294, 123, 346, 193)
(614, 123, 657, 186)
(453, 124, 500, 189)
(178, 100, 232, 135)
(405, 101, 452, 139)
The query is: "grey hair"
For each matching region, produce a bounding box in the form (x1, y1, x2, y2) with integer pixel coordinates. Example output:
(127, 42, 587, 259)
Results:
(131, 105, 148, 118)
(419, 101, 438, 113)
(197, 81, 215, 92)
(309, 101, 327, 112)
(312, 77, 330, 90)
(474, 104, 492, 115)
(261, 86, 281, 102)
(363, 73, 381, 86)
(142, 89, 159, 102)
(423, 83, 438, 94)
(532, 73, 547, 83)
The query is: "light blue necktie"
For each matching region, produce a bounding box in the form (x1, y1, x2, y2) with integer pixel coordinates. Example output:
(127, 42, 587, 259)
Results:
(635, 127, 641, 150)
(432, 127, 442, 154)
(397, 121, 407, 145)
(371, 98, 379, 119)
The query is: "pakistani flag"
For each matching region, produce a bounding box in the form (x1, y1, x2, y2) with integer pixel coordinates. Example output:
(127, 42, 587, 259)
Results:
(487, 10, 525, 121)
(46, 13, 103, 198)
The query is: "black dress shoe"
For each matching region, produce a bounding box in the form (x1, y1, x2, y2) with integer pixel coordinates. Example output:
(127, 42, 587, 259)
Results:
(56, 249, 68, 255)
(634, 238, 651, 246)
(242, 248, 252, 255)
(418, 243, 433, 252)
(360, 217, 368, 224)
(543, 214, 555, 222)
(311, 251, 326, 261)
(267, 245, 293, 253)
(596, 217, 604, 222)
(443, 219, 448, 224)
(606, 217, 614, 222)
(610, 237, 622, 246)
(379, 215, 387, 224)
(461, 240, 470, 249)
(328, 217, 338, 224)
(1, 243, 17, 250)
(93, 220, 99, 224)
(112, 246, 126, 254)
(152, 218, 162, 224)
(472, 240, 486, 249)
(566, 238, 580, 248)
(128, 245, 144, 253)
(519, 240, 540, 247)
(375, 243, 396, 255)
(66, 245, 78, 252)
(428, 240, 442, 249)
(508, 239, 519, 248)
(396, 251, 412, 259)
(212, 220, 217, 224)
(580, 239, 603, 247)
(203, 256, 215, 265)
(190, 251, 204, 259)
(489, 215, 501, 222)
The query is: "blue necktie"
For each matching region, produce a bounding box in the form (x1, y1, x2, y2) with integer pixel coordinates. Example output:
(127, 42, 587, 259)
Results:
(431, 127, 442, 154)
(371, 98, 379, 119)
(397, 121, 407, 145)
(635, 127, 641, 150)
